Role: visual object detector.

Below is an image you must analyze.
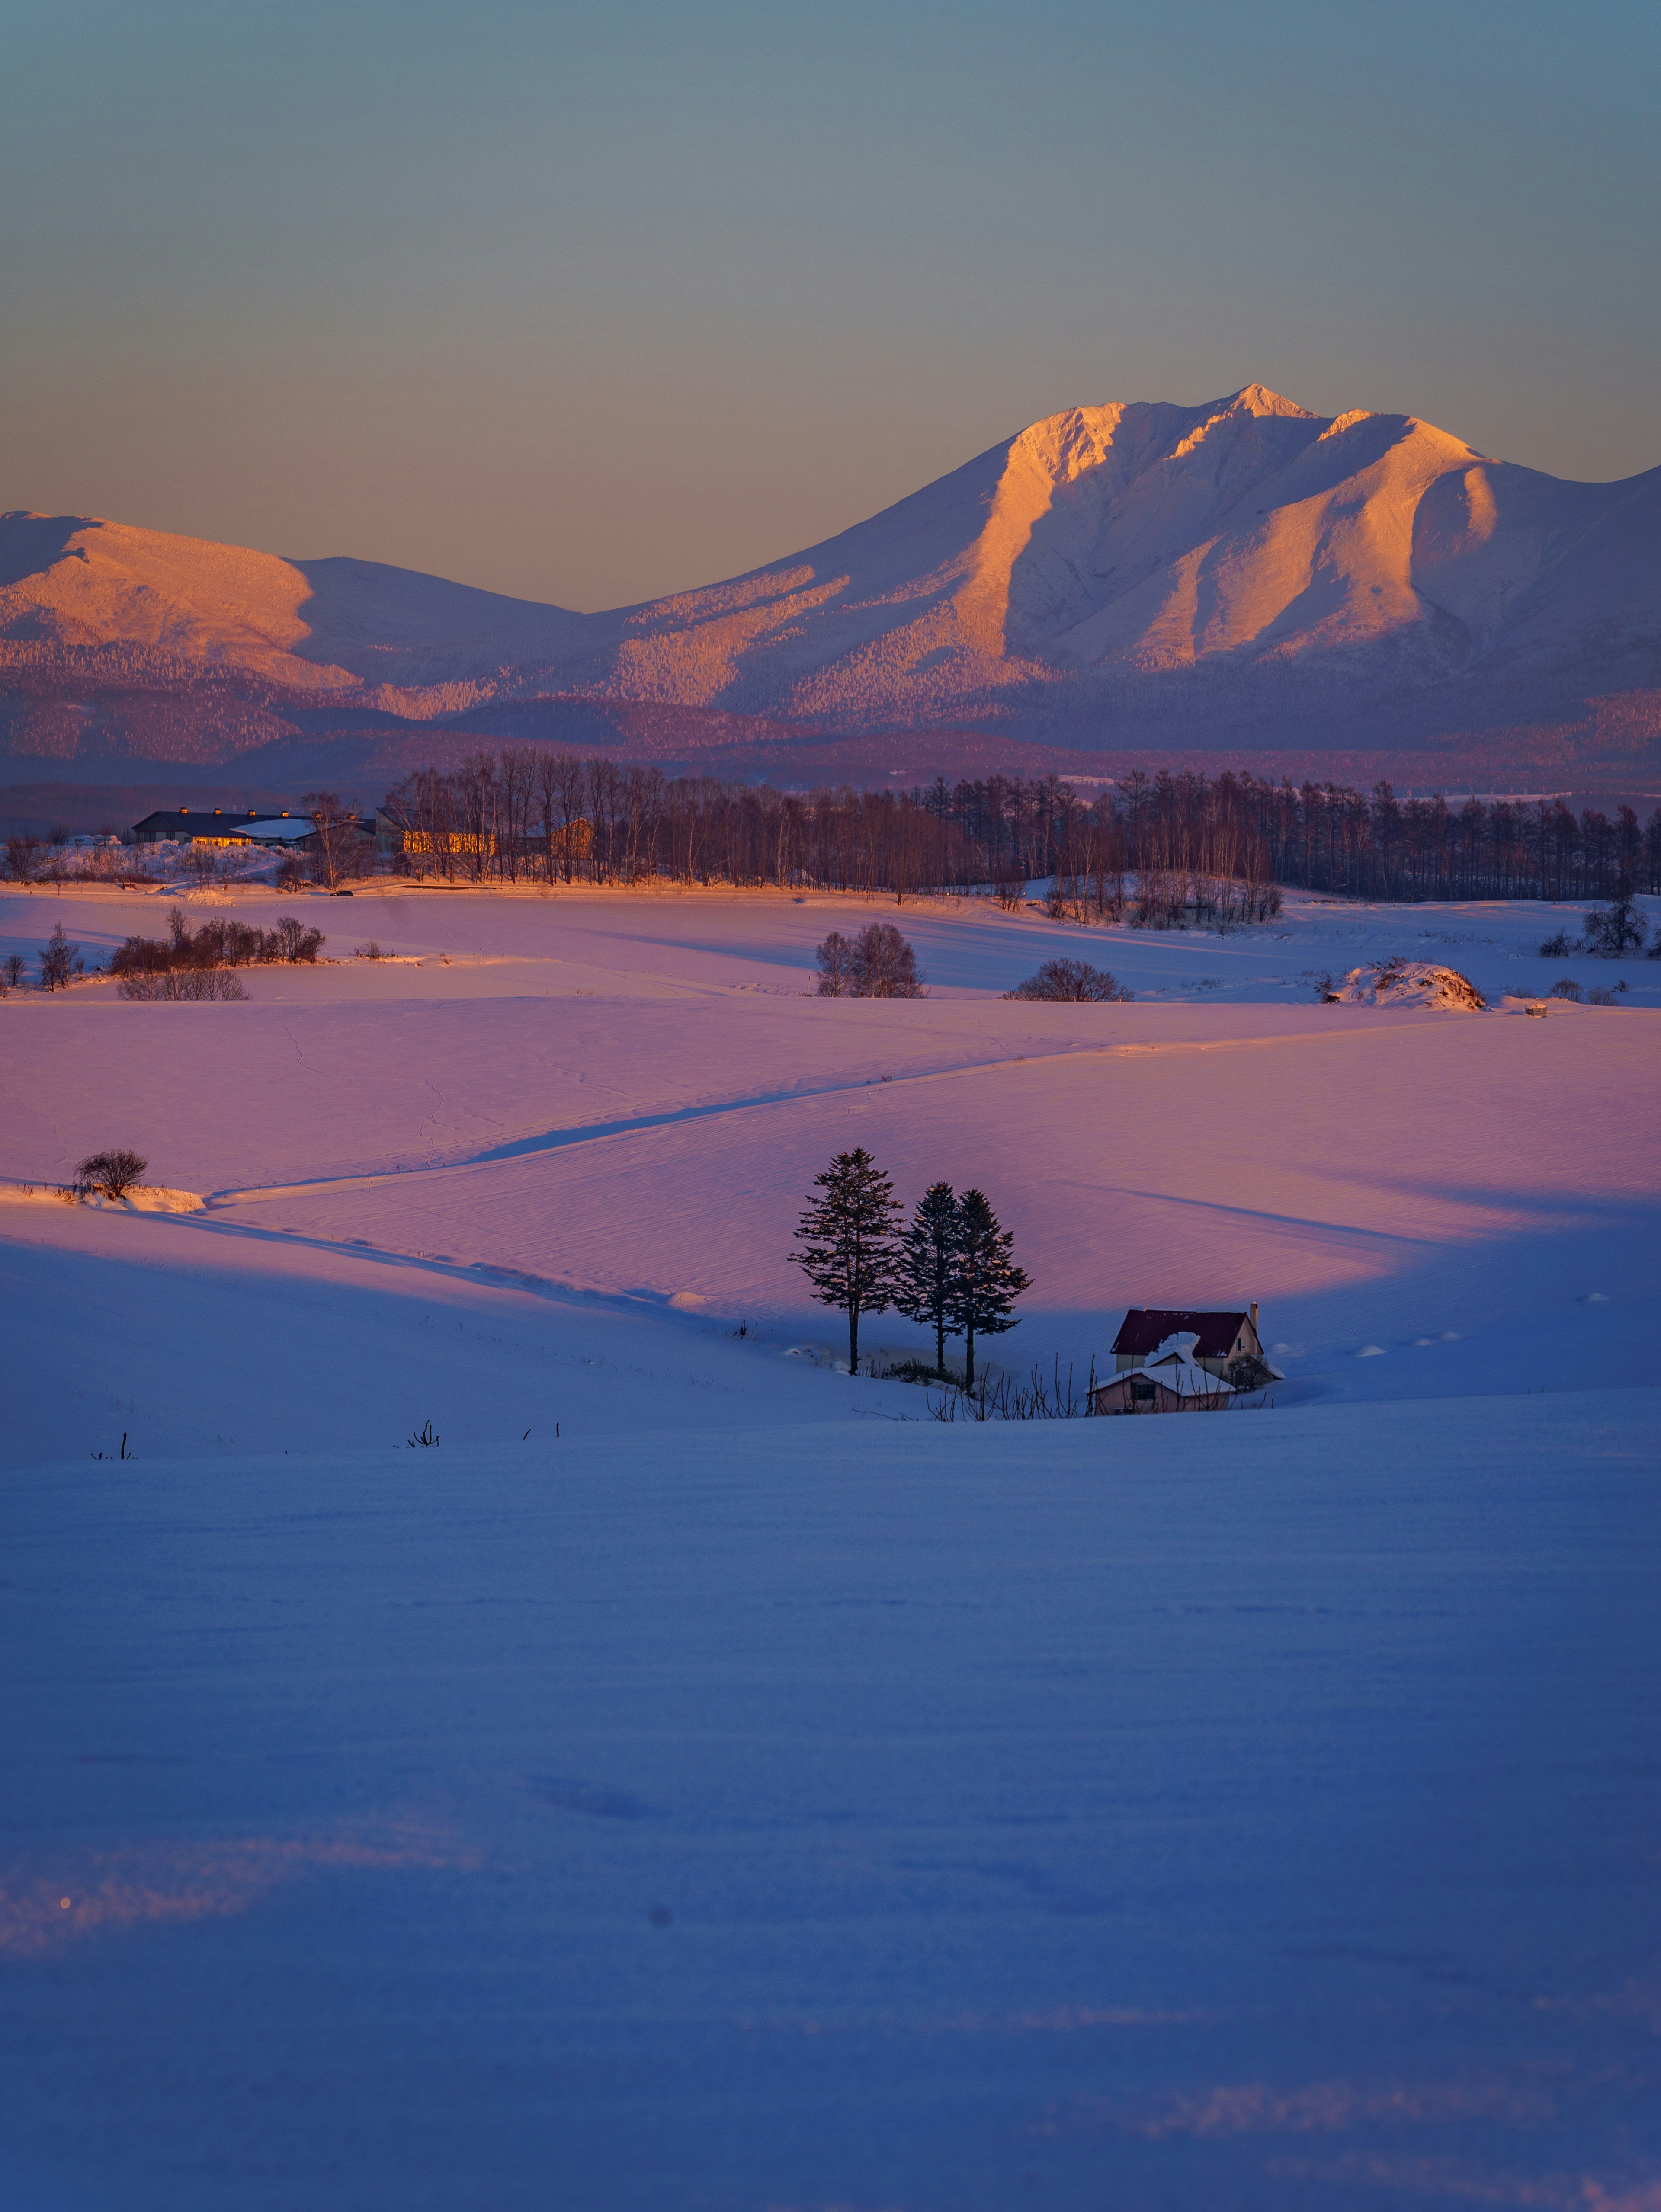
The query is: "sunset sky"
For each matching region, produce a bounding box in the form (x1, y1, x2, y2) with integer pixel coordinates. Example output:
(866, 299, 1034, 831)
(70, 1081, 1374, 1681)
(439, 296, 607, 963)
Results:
(5, 0, 1658, 608)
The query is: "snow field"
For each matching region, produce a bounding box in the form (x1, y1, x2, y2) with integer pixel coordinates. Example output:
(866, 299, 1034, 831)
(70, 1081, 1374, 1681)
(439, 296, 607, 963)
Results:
(3, 882, 1657, 1461)
(4, 877, 1661, 2206)
(2, 1396, 1658, 2209)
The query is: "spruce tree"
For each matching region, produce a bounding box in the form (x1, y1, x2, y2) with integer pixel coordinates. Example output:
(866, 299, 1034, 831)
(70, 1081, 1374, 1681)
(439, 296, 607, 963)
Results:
(789, 1147, 902, 1374)
(949, 1189, 1031, 1389)
(893, 1181, 960, 1378)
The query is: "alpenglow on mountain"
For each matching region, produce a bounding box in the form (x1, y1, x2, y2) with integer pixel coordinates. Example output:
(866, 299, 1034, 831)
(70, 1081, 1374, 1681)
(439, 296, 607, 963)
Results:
(3, 384, 1659, 781)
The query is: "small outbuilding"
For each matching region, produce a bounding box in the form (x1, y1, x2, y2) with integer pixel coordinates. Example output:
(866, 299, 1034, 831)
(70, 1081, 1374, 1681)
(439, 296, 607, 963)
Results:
(1091, 1333, 1237, 1414)
(1109, 1304, 1263, 1379)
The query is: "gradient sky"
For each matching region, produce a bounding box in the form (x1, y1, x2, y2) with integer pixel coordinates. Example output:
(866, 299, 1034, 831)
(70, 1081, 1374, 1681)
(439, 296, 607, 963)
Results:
(5, 0, 1658, 610)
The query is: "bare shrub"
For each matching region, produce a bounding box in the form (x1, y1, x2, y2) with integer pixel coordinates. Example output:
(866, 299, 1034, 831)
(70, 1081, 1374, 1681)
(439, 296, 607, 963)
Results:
(1225, 1351, 1277, 1392)
(76, 1149, 148, 1200)
(815, 922, 924, 998)
(38, 924, 84, 991)
(814, 930, 854, 996)
(1582, 896, 1647, 957)
(1548, 977, 1583, 1002)
(269, 915, 324, 962)
(117, 967, 249, 1001)
(110, 909, 321, 979)
(927, 1356, 1100, 1422)
(1004, 957, 1133, 1002)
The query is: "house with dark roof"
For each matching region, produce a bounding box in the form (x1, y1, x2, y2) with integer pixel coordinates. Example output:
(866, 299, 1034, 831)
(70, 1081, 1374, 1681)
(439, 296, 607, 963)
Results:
(1109, 1305, 1263, 1380)
(132, 808, 317, 848)
(1090, 1335, 1237, 1414)
(1090, 1306, 1270, 1415)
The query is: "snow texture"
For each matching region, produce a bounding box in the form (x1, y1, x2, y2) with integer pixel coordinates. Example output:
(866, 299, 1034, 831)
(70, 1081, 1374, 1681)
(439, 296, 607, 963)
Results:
(2, 877, 1659, 2207)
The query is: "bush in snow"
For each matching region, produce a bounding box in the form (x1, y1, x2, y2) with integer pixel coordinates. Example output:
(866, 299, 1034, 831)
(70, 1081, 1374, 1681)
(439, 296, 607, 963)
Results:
(1582, 897, 1647, 957)
(1548, 978, 1583, 1001)
(1539, 928, 1579, 957)
(38, 923, 84, 991)
(1004, 957, 1133, 1002)
(109, 909, 322, 979)
(815, 924, 924, 998)
(117, 968, 249, 1001)
(74, 1150, 148, 1201)
(3, 835, 43, 884)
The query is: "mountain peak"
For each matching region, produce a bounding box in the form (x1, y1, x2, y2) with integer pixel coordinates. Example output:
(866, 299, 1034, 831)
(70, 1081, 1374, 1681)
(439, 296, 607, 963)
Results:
(1225, 383, 1318, 419)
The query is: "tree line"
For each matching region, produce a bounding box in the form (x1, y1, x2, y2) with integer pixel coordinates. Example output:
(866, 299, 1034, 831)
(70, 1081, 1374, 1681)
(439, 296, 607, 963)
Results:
(377, 749, 1661, 907)
(791, 1149, 1030, 1384)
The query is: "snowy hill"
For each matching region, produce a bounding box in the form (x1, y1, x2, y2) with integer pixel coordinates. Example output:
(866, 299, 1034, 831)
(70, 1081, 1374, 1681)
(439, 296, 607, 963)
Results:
(4, 877, 1659, 2204)
(5, 383, 1661, 776)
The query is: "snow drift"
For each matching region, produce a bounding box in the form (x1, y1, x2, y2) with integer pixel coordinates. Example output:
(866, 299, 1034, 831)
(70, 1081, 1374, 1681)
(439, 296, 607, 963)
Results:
(1328, 959, 1487, 1010)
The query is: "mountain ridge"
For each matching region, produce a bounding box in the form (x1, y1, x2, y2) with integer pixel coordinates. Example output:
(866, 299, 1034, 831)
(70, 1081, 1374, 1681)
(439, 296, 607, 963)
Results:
(5, 384, 1660, 782)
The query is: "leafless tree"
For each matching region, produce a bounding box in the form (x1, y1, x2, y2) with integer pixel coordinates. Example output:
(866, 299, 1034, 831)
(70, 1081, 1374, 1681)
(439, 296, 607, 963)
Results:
(6, 835, 43, 884)
(301, 791, 365, 890)
(38, 923, 83, 990)
(76, 1149, 149, 1199)
(1004, 958, 1133, 1002)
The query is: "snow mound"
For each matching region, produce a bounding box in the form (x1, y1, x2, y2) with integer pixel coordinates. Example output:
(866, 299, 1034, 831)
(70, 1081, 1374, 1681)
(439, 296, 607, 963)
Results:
(0, 1180, 204, 1213)
(1328, 959, 1486, 1010)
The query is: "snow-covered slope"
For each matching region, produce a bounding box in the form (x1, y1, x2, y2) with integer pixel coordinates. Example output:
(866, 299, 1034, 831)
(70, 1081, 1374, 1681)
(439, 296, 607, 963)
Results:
(2, 880, 1656, 1461)
(4, 1396, 1658, 2209)
(5, 384, 1661, 767)
(4, 880, 1658, 2205)
(0, 509, 587, 689)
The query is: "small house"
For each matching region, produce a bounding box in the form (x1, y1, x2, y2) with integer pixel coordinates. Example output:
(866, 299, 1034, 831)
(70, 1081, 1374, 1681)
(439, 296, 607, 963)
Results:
(1091, 1333, 1237, 1414)
(1109, 1305, 1263, 1380)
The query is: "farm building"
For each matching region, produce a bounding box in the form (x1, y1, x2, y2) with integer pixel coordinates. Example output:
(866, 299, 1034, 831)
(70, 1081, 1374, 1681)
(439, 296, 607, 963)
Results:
(375, 810, 593, 864)
(1090, 1335, 1238, 1414)
(1109, 1305, 1263, 1379)
(132, 808, 313, 848)
(131, 809, 373, 850)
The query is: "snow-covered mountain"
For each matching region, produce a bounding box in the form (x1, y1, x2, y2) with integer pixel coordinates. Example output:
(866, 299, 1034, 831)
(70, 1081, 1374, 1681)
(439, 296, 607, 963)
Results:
(5, 383, 1661, 777)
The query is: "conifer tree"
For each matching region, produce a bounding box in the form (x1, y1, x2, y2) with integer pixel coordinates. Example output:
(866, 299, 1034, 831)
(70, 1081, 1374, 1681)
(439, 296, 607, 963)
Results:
(949, 1189, 1031, 1389)
(893, 1181, 961, 1378)
(789, 1147, 902, 1374)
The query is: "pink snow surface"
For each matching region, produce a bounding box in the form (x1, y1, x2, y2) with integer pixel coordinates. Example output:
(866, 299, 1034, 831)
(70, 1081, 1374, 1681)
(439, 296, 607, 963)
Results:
(2, 880, 1657, 1459)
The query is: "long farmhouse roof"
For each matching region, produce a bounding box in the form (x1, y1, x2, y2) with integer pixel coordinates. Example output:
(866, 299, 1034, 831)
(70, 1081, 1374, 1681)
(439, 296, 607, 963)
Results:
(1111, 1309, 1250, 1359)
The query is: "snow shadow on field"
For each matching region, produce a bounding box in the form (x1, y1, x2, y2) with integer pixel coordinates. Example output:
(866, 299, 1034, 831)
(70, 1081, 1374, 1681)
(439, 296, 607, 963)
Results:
(0, 1219, 919, 1463)
(2, 1401, 1659, 2205)
(3, 1175, 1656, 1463)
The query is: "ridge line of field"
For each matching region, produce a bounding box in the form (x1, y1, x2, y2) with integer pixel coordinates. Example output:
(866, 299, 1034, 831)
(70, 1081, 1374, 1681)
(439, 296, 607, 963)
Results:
(208, 1022, 1422, 1208)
